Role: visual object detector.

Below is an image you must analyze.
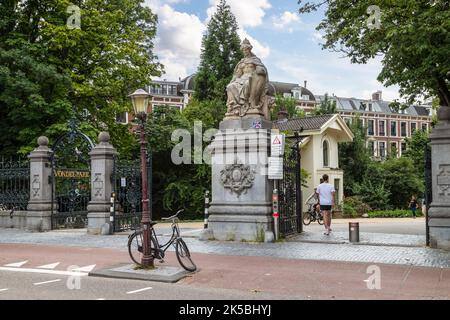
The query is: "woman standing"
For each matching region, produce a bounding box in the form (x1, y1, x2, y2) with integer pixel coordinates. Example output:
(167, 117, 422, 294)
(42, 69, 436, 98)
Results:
(409, 196, 418, 218)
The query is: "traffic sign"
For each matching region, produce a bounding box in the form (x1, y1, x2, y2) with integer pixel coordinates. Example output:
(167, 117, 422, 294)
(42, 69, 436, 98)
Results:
(271, 134, 285, 157)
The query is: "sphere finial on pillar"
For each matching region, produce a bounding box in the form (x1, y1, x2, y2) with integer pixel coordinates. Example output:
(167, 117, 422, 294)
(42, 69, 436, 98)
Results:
(98, 132, 111, 144)
(37, 136, 49, 148)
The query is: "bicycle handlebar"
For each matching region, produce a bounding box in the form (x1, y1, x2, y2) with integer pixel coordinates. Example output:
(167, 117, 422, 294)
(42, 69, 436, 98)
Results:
(161, 209, 184, 221)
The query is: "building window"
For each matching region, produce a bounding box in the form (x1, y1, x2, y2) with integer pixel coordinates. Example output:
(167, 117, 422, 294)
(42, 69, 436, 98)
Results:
(411, 122, 417, 134)
(116, 112, 128, 124)
(368, 140, 375, 156)
(294, 92, 300, 99)
(344, 117, 352, 126)
(283, 93, 292, 98)
(302, 94, 310, 100)
(390, 121, 397, 137)
(379, 120, 386, 136)
(391, 142, 398, 157)
(401, 122, 407, 137)
(401, 142, 407, 154)
(422, 123, 428, 131)
(323, 140, 329, 167)
(379, 142, 386, 159)
(368, 103, 373, 112)
(168, 85, 177, 96)
(368, 120, 374, 136)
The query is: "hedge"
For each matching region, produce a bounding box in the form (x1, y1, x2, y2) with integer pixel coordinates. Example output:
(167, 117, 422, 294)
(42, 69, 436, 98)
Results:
(367, 209, 423, 218)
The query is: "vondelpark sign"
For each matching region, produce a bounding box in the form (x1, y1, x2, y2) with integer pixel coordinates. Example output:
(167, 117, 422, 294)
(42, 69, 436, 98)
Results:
(54, 170, 90, 179)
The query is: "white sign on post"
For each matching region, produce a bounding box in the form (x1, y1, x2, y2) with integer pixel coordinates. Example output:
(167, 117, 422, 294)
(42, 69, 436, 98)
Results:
(271, 134, 285, 157)
(268, 157, 283, 180)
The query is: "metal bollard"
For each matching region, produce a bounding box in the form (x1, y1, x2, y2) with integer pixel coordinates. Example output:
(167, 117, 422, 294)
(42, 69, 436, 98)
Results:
(349, 222, 360, 243)
(204, 190, 210, 229)
(272, 189, 279, 241)
(110, 192, 115, 234)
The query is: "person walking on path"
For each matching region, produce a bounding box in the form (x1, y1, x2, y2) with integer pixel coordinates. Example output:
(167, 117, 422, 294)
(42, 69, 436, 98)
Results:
(409, 196, 418, 218)
(316, 174, 335, 235)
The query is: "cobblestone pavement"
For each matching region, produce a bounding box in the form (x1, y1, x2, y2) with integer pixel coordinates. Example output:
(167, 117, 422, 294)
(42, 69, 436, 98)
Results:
(0, 228, 449, 268)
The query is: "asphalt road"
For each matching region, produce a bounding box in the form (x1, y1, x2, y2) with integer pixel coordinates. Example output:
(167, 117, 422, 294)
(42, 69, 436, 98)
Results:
(0, 268, 301, 300)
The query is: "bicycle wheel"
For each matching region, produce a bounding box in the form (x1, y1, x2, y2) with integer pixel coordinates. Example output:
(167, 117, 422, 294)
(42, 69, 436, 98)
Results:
(317, 212, 324, 225)
(175, 238, 196, 272)
(128, 231, 143, 265)
(303, 212, 312, 226)
(128, 231, 159, 265)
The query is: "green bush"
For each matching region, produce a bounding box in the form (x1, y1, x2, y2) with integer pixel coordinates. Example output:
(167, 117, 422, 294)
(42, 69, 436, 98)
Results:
(342, 196, 371, 218)
(367, 209, 423, 218)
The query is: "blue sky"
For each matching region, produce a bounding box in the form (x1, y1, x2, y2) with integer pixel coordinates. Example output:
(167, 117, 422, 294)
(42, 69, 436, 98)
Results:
(145, 0, 401, 101)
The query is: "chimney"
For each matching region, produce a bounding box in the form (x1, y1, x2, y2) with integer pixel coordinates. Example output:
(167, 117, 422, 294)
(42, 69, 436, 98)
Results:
(304, 80, 307, 88)
(277, 110, 289, 121)
(372, 90, 382, 101)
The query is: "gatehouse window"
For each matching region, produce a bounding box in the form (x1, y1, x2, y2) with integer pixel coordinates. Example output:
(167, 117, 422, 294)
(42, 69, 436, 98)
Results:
(323, 140, 329, 167)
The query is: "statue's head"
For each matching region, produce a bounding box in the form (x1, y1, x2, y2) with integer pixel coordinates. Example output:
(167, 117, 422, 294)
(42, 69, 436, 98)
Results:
(241, 38, 253, 55)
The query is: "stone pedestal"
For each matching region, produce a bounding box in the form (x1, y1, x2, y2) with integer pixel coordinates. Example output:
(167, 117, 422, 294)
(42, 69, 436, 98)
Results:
(428, 119, 450, 250)
(207, 116, 274, 242)
(87, 132, 117, 235)
(26, 137, 54, 231)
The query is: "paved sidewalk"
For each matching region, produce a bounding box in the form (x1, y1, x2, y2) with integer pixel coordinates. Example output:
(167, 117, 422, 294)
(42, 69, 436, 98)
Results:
(289, 231, 425, 247)
(1, 228, 449, 268)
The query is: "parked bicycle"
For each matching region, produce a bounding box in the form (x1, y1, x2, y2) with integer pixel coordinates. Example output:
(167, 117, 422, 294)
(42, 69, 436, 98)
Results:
(303, 203, 324, 226)
(127, 209, 197, 272)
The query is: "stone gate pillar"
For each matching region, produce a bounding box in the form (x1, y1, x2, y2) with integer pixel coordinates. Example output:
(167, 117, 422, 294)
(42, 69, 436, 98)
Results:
(87, 132, 117, 235)
(27, 136, 53, 231)
(205, 116, 274, 242)
(428, 107, 450, 250)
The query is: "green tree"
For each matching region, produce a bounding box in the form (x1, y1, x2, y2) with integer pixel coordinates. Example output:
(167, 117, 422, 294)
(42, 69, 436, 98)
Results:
(382, 157, 424, 209)
(338, 116, 371, 195)
(313, 93, 337, 115)
(271, 94, 305, 120)
(403, 129, 429, 175)
(0, 0, 162, 157)
(194, 0, 243, 103)
(299, 0, 450, 107)
(0, 0, 72, 157)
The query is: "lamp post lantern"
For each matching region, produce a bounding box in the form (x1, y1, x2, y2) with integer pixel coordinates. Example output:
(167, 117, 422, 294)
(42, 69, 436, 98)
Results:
(129, 88, 153, 268)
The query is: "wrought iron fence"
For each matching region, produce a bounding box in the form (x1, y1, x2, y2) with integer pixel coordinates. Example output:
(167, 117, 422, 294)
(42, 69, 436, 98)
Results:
(112, 157, 150, 232)
(0, 157, 30, 212)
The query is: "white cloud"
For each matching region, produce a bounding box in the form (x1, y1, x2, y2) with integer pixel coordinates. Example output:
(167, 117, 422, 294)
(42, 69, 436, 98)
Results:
(272, 11, 300, 32)
(144, 1, 206, 80)
(207, 0, 271, 28)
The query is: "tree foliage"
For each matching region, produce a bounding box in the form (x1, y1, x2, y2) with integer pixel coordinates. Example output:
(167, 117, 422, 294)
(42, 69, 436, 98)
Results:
(313, 93, 337, 115)
(0, 0, 162, 157)
(271, 94, 305, 120)
(403, 129, 429, 176)
(299, 0, 450, 107)
(194, 0, 243, 103)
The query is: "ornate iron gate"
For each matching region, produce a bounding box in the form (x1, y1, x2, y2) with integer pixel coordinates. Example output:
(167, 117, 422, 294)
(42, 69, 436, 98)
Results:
(50, 120, 94, 229)
(111, 156, 151, 232)
(278, 133, 303, 237)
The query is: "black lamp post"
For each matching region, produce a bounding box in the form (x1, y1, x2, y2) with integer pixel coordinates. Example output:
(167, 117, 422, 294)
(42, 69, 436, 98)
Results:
(129, 88, 153, 268)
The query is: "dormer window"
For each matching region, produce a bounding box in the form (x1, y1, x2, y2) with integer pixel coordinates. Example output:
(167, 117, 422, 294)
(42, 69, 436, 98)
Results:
(302, 94, 310, 100)
(283, 93, 292, 98)
(359, 102, 366, 111)
(294, 92, 300, 99)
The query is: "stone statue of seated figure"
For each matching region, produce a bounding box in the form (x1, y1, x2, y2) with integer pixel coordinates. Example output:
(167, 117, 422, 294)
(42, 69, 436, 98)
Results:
(226, 39, 269, 119)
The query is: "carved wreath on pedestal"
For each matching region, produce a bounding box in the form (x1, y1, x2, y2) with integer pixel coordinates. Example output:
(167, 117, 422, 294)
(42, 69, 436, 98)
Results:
(220, 159, 255, 196)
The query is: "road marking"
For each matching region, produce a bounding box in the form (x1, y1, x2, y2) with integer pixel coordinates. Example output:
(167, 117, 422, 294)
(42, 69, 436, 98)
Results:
(0, 288, 8, 292)
(126, 287, 153, 294)
(0, 267, 89, 277)
(96, 298, 106, 300)
(33, 279, 61, 286)
(37, 262, 60, 270)
(4, 260, 28, 267)
(71, 264, 96, 272)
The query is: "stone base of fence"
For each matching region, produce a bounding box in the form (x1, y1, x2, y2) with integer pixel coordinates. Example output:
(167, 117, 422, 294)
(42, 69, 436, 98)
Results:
(0, 210, 27, 229)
